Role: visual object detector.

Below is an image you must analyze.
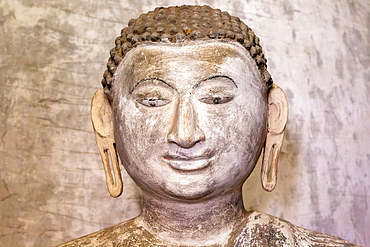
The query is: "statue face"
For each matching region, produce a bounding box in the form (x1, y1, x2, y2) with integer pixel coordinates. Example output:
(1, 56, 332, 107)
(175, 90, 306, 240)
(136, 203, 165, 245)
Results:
(112, 41, 268, 200)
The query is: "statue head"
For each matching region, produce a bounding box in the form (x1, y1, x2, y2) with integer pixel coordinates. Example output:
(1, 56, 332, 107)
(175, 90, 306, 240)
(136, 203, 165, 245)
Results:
(101, 5, 273, 102)
(91, 5, 288, 199)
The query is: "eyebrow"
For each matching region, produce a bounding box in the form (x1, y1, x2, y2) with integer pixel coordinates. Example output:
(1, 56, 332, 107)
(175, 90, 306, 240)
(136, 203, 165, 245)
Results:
(130, 77, 175, 93)
(193, 75, 238, 89)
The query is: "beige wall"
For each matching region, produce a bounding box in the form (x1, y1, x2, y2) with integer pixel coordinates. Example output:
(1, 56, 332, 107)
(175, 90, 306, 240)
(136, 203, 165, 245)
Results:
(0, 0, 369, 246)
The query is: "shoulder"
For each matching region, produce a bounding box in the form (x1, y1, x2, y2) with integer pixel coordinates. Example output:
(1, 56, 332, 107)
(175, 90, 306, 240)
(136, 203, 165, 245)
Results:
(234, 211, 358, 247)
(55, 217, 160, 247)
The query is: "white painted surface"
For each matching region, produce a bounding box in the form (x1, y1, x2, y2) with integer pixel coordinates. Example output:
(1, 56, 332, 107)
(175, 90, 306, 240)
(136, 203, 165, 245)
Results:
(0, 0, 368, 246)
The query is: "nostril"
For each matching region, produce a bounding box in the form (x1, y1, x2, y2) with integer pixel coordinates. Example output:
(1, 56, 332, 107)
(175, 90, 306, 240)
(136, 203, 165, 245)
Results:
(198, 130, 206, 140)
(167, 126, 205, 149)
(167, 132, 176, 144)
(167, 134, 196, 148)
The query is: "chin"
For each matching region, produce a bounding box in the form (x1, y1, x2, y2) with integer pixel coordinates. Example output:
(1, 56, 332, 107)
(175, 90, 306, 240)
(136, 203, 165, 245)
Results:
(157, 178, 217, 201)
(165, 189, 215, 201)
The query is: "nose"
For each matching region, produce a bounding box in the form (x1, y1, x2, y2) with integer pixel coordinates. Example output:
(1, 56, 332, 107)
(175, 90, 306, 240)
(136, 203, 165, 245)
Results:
(167, 96, 205, 148)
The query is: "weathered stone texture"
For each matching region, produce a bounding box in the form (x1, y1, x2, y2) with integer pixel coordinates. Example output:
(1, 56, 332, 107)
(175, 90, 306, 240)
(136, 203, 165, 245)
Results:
(0, 0, 369, 246)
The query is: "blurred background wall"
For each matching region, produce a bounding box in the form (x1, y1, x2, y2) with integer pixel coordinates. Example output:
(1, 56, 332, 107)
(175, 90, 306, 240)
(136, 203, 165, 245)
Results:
(0, 0, 369, 246)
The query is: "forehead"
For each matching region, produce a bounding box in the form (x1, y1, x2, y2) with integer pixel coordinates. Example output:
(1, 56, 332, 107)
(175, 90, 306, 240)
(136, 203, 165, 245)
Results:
(115, 41, 264, 90)
(127, 41, 245, 62)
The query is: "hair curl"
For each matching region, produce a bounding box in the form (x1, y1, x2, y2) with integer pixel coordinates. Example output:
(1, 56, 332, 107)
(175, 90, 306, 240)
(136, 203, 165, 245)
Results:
(101, 5, 273, 99)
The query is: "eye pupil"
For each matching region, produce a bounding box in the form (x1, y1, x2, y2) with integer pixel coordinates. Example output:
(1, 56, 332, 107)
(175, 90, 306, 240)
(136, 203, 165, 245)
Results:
(148, 98, 157, 106)
(213, 97, 221, 104)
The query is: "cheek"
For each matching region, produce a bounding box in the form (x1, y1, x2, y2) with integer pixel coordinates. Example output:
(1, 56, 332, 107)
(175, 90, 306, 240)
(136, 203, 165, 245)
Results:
(195, 91, 267, 183)
(237, 96, 267, 156)
(112, 98, 172, 187)
(114, 98, 173, 159)
(196, 95, 267, 146)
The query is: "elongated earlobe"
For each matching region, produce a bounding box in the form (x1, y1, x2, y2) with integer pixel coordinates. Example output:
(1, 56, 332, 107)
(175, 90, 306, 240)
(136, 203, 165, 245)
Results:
(91, 88, 123, 197)
(261, 84, 288, 192)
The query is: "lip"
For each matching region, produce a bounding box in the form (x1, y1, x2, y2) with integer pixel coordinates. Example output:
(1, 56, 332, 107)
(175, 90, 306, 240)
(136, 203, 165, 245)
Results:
(163, 152, 215, 171)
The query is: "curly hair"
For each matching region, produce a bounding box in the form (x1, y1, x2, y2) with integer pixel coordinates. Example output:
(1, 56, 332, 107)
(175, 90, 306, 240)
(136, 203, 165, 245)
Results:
(101, 5, 273, 100)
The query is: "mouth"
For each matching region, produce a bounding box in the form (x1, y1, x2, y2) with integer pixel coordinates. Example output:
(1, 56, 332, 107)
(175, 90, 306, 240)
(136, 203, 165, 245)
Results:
(163, 152, 215, 171)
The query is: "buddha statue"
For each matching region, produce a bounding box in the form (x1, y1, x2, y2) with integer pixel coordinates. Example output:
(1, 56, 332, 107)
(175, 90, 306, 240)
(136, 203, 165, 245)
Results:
(57, 5, 357, 247)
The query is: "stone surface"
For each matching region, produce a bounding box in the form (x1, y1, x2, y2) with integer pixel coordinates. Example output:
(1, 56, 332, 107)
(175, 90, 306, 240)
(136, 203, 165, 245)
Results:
(0, 0, 369, 246)
(57, 211, 356, 247)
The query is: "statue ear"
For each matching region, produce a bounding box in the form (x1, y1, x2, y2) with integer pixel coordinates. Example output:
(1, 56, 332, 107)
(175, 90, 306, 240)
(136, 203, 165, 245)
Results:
(91, 88, 123, 197)
(261, 84, 288, 192)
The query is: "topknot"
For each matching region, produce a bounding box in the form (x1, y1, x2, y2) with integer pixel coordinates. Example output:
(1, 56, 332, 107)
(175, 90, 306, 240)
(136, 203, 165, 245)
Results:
(102, 5, 273, 99)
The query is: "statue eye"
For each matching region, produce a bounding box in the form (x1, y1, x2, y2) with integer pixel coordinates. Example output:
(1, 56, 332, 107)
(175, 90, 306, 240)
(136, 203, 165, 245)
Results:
(199, 96, 234, 104)
(194, 76, 237, 105)
(131, 78, 174, 108)
(136, 97, 170, 107)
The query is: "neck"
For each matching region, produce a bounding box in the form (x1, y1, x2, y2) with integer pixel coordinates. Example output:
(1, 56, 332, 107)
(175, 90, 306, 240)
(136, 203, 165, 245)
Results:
(138, 189, 247, 246)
